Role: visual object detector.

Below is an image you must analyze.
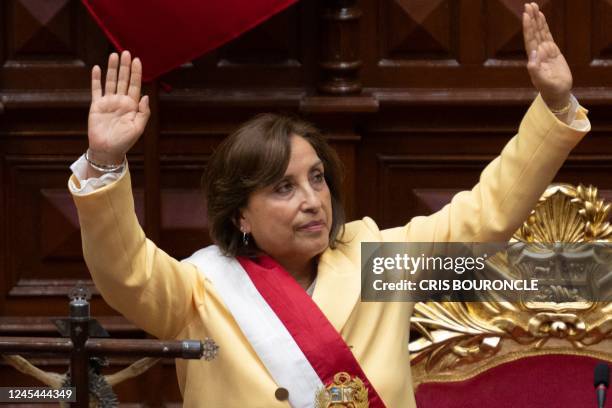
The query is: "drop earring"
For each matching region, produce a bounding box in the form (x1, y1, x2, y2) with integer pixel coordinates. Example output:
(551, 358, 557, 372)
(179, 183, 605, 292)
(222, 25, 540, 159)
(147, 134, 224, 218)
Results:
(240, 227, 250, 246)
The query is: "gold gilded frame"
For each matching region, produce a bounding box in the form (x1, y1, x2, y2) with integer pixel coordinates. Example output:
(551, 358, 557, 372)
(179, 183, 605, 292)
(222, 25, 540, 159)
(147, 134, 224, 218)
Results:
(409, 184, 612, 389)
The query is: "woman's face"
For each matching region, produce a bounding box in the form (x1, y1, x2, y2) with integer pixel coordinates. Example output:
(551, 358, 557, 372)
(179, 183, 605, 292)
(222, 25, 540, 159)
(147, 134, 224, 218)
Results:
(240, 135, 333, 265)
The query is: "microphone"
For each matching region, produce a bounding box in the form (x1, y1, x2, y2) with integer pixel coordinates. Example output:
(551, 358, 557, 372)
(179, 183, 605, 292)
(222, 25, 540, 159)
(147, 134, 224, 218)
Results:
(595, 362, 610, 408)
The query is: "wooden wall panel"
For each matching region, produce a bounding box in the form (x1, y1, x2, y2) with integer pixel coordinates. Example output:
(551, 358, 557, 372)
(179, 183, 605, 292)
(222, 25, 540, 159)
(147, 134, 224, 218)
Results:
(372, 154, 490, 228)
(1, 0, 109, 90)
(5, 156, 84, 281)
(362, 0, 612, 90)
(380, 0, 458, 62)
(2, 0, 612, 403)
(484, 0, 564, 62)
(357, 103, 525, 228)
(159, 157, 211, 259)
(10, 0, 75, 55)
(592, 0, 612, 62)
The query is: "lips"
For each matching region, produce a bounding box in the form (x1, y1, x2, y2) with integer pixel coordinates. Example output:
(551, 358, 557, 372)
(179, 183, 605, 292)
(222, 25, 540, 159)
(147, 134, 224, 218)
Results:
(298, 220, 326, 231)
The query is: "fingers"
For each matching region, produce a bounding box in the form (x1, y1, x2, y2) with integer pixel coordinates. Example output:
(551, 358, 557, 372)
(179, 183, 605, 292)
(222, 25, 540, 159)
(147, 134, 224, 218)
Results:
(542, 41, 560, 59)
(98, 51, 141, 99)
(525, 3, 538, 27)
(524, 4, 539, 70)
(91, 65, 102, 101)
(104, 53, 119, 95)
(127, 58, 142, 102)
(529, 3, 555, 44)
(523, 3, 558, 60)
(537, 10, 554, 42)
(531, 3, 544, 44)
(526, 47, 539, 75)
(522, 8, 537, 55)
(138, 95, 149, 115)
(524, 3, 541, 44)
(135, 95, 151, 133)
(116, 50, 131, 95)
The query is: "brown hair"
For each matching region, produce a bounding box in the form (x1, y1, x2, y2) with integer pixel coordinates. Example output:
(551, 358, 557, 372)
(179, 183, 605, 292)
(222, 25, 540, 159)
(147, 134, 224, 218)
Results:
(204, 113, 345, 257)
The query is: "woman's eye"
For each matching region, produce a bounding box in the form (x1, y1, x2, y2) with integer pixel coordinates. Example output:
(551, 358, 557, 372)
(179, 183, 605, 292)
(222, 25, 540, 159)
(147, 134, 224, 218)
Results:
(275, 183, 293, 194)
(312, 172, 325, 183)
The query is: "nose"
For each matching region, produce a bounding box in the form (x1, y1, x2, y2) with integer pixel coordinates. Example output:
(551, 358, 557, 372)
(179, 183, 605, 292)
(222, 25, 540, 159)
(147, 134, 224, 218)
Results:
(300, 184, 322, 213)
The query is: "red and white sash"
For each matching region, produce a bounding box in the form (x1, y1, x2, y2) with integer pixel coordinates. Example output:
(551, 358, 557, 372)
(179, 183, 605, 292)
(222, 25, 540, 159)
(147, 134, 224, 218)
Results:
(184, 245, 385, 408)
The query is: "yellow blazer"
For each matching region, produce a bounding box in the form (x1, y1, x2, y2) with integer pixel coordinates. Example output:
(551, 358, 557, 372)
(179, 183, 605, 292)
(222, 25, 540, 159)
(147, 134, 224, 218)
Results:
(70, 95, 589, 407)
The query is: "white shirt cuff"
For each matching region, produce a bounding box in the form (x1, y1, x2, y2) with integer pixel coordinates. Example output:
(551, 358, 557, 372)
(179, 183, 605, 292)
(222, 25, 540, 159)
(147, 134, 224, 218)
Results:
(69, 154, 126, 195)
(557, 94, 589, 132)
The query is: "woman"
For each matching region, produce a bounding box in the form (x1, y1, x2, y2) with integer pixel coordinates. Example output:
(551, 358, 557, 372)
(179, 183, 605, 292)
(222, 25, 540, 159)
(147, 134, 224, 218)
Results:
(69, 4, 589, 407)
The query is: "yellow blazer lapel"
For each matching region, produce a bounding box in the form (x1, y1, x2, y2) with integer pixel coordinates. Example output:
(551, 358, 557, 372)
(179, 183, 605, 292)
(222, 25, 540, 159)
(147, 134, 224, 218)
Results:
(312, 248, 361, 332)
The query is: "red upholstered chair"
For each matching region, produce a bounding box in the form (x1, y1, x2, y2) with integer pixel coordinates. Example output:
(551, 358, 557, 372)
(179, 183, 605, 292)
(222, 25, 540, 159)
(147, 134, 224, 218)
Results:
(410, 184, 612, 408)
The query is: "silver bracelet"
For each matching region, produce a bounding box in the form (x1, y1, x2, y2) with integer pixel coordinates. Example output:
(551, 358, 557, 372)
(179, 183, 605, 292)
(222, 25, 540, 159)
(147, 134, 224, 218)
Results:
(549, 101, 572, 116)
(85, 149, 125, 173)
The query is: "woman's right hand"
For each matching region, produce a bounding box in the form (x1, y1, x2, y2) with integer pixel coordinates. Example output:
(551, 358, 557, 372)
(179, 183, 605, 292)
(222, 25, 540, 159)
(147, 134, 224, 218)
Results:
(87, 51, 150, 166)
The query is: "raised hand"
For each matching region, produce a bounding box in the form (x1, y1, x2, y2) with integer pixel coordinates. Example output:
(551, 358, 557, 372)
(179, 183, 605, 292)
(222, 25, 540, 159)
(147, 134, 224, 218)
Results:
(88, 51, 150, 166)
(523, 2, 572, 111)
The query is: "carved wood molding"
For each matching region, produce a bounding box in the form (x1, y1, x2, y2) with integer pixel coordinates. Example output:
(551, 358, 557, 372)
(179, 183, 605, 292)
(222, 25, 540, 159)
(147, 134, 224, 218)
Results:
(3, 87, 612, 113)
(318, 0, 363, 94)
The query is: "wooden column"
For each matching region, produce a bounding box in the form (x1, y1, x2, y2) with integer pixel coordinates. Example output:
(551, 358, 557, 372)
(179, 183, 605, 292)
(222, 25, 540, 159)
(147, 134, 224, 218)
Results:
(318, 0, 363, 95)
(143, 81, 161, 241)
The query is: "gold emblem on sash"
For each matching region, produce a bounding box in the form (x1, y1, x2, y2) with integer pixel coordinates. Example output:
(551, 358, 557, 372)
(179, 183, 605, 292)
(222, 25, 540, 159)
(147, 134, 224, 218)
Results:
(315, 372, 369, 408)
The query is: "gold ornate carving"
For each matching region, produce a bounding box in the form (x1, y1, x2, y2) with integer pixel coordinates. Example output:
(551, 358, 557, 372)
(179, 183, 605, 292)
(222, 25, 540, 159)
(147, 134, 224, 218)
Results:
(410, 184, 612, 388)
(515, 184, 612, 242)
(315, 371, 369, 408)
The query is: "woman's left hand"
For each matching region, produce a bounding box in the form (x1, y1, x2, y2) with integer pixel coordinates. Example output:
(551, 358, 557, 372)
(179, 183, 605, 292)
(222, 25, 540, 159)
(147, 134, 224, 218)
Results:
(523, 2, 572, 111)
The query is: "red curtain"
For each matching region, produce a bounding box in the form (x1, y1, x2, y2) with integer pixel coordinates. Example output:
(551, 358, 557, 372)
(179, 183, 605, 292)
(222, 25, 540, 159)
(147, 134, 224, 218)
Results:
(81, 0, 297, 81)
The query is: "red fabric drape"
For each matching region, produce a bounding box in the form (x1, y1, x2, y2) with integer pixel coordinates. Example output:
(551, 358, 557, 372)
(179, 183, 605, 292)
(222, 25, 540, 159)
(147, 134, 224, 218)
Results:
(81, 0, 297, 81)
